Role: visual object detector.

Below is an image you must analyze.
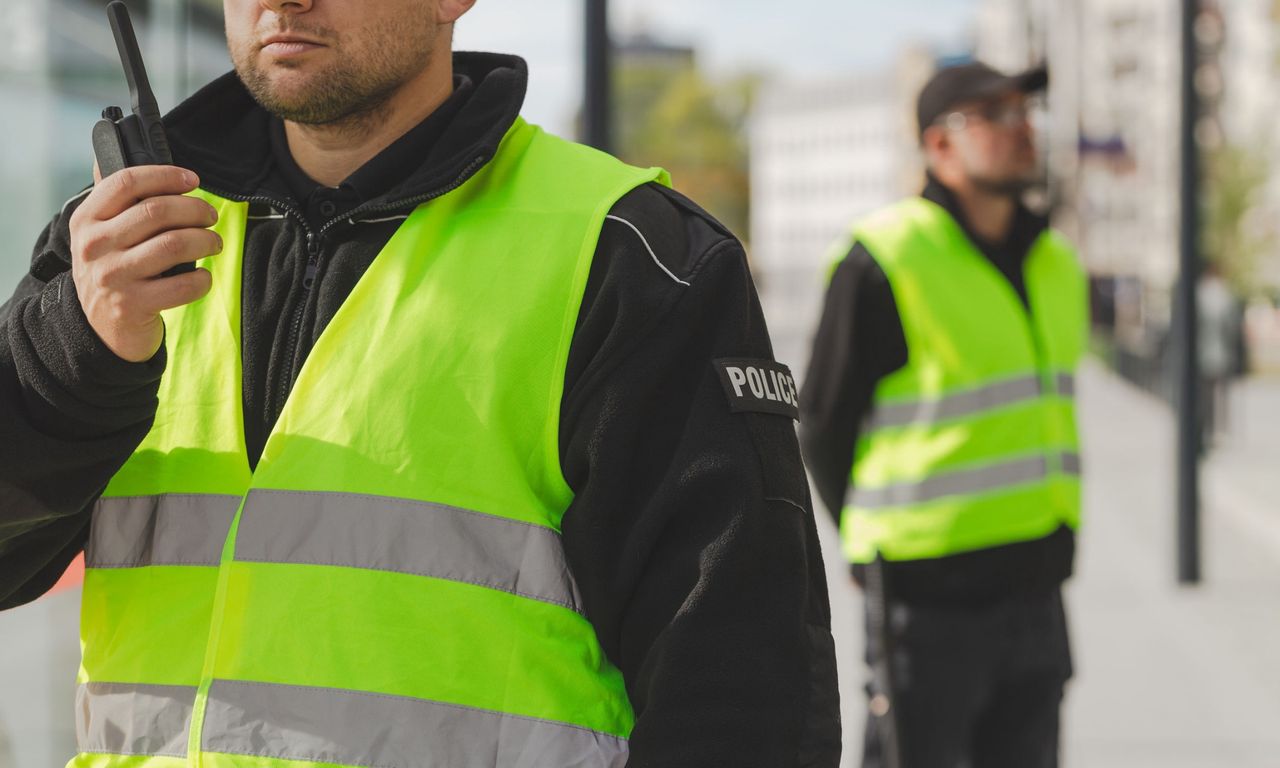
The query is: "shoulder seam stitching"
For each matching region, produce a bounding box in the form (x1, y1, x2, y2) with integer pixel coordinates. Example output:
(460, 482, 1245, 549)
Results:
(604, 214, 692, 287)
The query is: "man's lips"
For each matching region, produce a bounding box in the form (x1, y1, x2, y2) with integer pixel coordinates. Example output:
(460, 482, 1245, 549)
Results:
(260, 35, 327, 56)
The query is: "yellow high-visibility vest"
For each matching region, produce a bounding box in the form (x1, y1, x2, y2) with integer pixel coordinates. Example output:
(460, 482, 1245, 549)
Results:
(73, 117, 666, 768)
(838, 197, 1088, 564)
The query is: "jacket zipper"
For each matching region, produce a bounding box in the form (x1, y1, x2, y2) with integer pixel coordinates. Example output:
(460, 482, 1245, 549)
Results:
(197, 191, 319, 418)
(201, 153, 490, 423)
(281, 230, 324, 395)
(176, 156, 494, 763)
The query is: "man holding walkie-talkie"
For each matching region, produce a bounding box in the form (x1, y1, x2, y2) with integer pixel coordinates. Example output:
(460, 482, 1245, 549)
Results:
(0, 1, 841, 766)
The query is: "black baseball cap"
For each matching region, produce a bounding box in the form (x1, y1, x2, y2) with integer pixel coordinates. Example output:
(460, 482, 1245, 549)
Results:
(916, 61, 1048, 137)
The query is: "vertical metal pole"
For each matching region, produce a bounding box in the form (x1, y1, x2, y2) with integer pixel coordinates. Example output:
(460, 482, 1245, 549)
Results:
(177, 0, 190, 100)
(1176, 0, 1202, 585)
(866, 559, 902, 768)
(583, 0, 611, 153)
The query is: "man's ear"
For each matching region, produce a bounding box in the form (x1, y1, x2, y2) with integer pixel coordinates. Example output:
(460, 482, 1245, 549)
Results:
(438, 0, 478, 25)
(921, 124, 950, 168)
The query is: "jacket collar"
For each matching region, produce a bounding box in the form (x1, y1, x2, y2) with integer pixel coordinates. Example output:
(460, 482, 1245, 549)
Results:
(162, 51, 528, 210)
(920, 172, 1048, 258)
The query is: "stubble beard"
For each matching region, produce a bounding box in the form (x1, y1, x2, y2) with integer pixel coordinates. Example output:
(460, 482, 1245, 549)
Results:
(969, 173, 1038, 199)
(232, 17, 437, 137)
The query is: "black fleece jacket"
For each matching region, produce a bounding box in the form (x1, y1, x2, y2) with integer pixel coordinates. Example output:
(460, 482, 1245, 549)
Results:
(0, 53, 840, 766)
(800, 176, 1075, 607)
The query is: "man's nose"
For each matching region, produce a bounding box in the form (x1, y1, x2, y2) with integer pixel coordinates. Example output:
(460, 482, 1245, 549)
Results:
(261, 0, 314, 13)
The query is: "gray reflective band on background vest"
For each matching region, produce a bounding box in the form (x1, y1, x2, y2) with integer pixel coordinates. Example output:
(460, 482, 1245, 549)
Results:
(1056, 373, 1076, 397)
(77, 682, 196, 758)
(850, 452, 1082, 510)
(234, 489, 584, 613)
(200, 679, 630, 768)
(87, 495, 241, 568)
(868, 373, 1078, 431)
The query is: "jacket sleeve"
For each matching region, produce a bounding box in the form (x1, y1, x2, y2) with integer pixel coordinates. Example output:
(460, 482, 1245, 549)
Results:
(558, 184, 841, 767)
(0, 191, 166, 611)
(798, 242, 908, 524)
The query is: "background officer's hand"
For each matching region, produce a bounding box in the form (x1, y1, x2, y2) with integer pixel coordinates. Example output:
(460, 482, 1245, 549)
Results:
(69, 164, 222, 363)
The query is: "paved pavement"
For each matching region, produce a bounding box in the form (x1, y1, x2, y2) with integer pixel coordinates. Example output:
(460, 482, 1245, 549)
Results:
(1061, 362, 1280, 767)
(0, 590, 78, 768)
(1203, 375, 1280, 548)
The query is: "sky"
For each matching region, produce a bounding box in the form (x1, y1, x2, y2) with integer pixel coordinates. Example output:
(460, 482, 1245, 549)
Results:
(455, 0, 981, 135)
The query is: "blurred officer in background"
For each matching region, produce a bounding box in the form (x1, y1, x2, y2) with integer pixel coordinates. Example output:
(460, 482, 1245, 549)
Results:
(1197, 260, 1243, 446)
(802, 61, 1089, 768)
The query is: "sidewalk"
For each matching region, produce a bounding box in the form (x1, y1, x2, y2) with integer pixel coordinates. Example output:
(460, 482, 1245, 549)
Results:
(1203, 375, 1280, 549)
(1063, 362, 1280, 767)
(814, 361, 1280, 767)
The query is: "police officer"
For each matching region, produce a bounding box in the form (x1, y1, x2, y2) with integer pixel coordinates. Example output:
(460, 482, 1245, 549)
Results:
(802, 61, 1088, 768)
(0, 1, 841, 765)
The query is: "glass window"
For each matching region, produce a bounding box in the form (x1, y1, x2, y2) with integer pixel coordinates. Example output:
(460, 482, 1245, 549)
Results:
(0, 3, 228, 765)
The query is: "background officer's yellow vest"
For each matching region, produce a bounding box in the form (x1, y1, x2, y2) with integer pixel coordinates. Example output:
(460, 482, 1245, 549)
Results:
(73, 118, 665, 768)
(839, 197, 1088, 565)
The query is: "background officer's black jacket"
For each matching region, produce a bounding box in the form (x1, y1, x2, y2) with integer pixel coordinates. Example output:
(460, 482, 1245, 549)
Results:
(800, 176, 1075, 607)
(0, 53, 841, 767)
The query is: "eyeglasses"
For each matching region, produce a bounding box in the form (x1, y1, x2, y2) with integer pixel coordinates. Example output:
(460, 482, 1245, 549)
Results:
(938, 99, 1039, 132)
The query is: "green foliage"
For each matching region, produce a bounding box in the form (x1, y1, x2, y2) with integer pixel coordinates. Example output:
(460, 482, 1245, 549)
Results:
(613, 62, 760, 243)
(1201, 142, 1273, 296)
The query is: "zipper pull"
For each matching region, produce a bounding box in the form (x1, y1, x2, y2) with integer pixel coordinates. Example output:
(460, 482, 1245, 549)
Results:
(303, 233, 322, 289)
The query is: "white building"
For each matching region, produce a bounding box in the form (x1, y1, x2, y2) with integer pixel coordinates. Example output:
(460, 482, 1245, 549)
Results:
(1080, 0, 1182, 293)
(748, 53, 929, 369)
(979, 0, 1183, 293)
(981, 0, 1280, 300)
(976, 0, 1049, 73)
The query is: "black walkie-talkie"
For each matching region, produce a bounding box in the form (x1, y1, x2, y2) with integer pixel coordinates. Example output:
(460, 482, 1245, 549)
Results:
(92, 0, 192, 275)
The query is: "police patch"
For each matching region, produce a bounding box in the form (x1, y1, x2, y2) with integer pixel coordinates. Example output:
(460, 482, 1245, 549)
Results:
(714, 359, 800, 420)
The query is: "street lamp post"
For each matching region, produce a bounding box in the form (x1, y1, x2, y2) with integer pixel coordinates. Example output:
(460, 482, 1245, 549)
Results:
(583, 0, 611, 153)
(1176, 0, 1202, 585)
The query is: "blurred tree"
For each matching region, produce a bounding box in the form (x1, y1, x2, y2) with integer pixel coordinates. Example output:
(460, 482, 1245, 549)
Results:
(1202, 142, 1274, 296)
(611, 39, 759, 245)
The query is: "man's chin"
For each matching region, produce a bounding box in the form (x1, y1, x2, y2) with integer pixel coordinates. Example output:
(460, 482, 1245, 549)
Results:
(246, 74, 328, 118)
(244, 87, 324, 124)
(972, 174, 1037, 198)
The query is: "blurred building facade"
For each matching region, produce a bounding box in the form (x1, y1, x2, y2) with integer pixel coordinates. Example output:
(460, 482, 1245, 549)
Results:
(1218, 0, 1280, 297)
(978, 0, 1280, 372)
(748, 50, 931, 367)
(980, 0, 1183, 292)
(748, 0, 1261, 374)
(0, 0, 228, 292)
(0, 1, 228, 765)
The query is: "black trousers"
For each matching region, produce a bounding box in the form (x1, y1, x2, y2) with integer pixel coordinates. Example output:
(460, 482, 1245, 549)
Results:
(861, 588, 1072, 768)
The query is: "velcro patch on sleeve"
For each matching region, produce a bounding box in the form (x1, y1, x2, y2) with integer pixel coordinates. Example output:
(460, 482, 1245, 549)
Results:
(713, 359, 800, 420)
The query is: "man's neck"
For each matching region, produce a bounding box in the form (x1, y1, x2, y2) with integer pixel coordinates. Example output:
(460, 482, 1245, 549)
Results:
(951, 183, 1017, 245)
(284, 59, 455, 188)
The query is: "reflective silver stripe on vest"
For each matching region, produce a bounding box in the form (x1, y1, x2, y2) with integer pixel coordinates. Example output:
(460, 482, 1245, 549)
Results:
(76, 682, 196, 758)
(851, 455, 1050, 510)
(235, 489, 584, 613)
(1055, 373, 1076, 397)
(1059, 452, 1082, 476)
(868, 375, 1045, 431)
(201, 678, 629, 768)
(87, 495, 241, 568)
